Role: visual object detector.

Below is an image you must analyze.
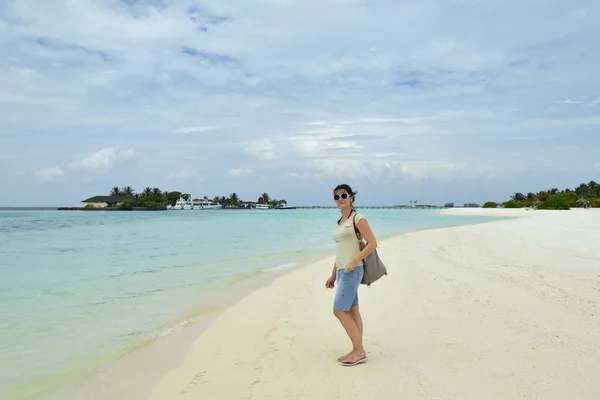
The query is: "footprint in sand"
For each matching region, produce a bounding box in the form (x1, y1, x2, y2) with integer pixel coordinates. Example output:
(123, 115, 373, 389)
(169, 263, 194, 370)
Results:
(179, 371, 206, 395)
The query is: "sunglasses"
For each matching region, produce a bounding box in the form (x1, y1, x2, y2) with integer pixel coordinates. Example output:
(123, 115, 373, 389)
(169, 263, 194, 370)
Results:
(334, 193, 350, 200)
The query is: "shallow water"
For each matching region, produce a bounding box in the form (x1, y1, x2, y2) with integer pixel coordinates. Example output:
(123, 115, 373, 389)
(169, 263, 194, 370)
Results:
(0, 208, 504, 398)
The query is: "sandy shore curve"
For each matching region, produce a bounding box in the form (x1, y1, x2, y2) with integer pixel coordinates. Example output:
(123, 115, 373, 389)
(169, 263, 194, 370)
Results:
(149, 208, 600, 400)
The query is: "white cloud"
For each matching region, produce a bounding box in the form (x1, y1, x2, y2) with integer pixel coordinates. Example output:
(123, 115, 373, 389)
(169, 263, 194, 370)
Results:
(164, 169, 203, 182)
(34, 167, 65, 182)
(308, 158, 396, 181)
(173, 126, 221, 133)
(245, 139, 276, 161)
(287, 128, 364, 157)
(227, 168, 252, 178)
(1, 0, 599, 206)
(69, 146, 136, 172)
(399, 161, 472, 182)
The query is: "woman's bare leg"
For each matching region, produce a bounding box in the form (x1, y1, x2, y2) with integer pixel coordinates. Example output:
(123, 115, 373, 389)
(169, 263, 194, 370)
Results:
(333, 306, 365, 362)
(350, 306, 363, 337)
(336, 306, 364, 361)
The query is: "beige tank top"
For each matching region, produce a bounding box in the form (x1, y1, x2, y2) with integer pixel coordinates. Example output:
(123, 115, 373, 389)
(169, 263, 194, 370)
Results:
(333, 212, 365, 269)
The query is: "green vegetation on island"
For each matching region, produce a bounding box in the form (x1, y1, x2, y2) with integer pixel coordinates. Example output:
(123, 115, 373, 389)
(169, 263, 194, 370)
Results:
(255, 192, 288, 208)
(482, 181, 599, 210)
(102, 187, 287, 210)
(103, 186, 185, 209)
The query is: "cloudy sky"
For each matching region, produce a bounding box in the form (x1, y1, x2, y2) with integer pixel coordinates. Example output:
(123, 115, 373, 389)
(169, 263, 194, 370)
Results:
(1, 0, 598, 207)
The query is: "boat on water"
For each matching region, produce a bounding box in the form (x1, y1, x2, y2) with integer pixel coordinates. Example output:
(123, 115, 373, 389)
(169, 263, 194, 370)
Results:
(168, 198, 192, 210)
(167, 197, 222, 210)
(192, 198, 223, 210)
(166, 197, 290, 210)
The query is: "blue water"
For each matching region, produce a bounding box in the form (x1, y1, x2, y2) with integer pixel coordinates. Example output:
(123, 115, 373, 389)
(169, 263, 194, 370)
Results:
(0, 208, 503, 398)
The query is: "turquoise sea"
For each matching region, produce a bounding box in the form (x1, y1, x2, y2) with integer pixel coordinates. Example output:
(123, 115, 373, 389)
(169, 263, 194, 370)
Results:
(0, 208, 503, 399)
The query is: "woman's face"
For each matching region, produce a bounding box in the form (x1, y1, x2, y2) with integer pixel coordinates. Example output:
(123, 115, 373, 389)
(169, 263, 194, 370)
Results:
(334, 189, 353, 208)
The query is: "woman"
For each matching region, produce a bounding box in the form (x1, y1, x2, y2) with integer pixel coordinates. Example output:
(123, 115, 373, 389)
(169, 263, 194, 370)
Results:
(325, 183, 378, 366)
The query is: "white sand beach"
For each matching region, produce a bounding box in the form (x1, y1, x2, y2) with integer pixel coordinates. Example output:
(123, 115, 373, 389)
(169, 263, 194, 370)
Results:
(149, 209, 600, 400)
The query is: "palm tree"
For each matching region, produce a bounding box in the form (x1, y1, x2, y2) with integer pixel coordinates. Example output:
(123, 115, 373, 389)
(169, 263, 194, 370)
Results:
(122, 186, 134, 196)
(258, 192, 271, 204)
(536, 191, 549, 201)
(228, 192, 241, 206)
(526, 192, 536, 201)
(575, 183, 589, 196)
(110, 186, 121, 196)
(589, 180, 599, 197)
(152, 188, 161, 199)
(511, 192, 525, 201)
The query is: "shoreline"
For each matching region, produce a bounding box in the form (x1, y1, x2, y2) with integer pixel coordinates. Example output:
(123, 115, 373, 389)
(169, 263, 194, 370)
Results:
(27, 211, 506, 400)
(149, 208, 600, 399)
(35, 249, 334, 400)
(440, 207, 546, 217)
(53, 206, 446, 212)
(35, 271, 295, 400)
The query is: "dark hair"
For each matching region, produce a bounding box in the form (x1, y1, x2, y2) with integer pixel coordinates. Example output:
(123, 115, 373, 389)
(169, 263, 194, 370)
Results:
(333, 184, 357, 205)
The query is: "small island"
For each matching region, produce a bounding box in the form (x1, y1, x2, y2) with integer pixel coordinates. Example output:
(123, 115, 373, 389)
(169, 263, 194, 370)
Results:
(480, 181, 598, 210)
(58, 187, 289, 211)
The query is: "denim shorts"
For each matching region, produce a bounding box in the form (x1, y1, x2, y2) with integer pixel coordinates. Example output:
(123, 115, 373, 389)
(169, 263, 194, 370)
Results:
(333, 265, 364, 311)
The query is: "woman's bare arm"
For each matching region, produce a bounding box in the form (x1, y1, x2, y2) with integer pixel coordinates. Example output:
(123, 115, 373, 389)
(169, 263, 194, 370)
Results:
(355, 218, 377, 261)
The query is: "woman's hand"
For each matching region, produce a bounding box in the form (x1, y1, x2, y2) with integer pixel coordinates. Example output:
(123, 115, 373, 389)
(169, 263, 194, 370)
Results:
(325, 275, 336, 288)
(344, 259, 358, 274)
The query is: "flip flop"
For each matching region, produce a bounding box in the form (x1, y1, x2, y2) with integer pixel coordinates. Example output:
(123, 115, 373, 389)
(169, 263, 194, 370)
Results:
(341, 353, 367, 366)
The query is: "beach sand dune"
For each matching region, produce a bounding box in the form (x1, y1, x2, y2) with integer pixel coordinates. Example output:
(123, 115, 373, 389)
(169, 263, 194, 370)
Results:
(150, 209, 600, 400)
